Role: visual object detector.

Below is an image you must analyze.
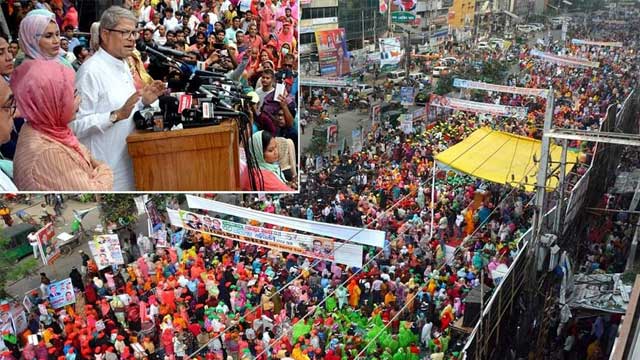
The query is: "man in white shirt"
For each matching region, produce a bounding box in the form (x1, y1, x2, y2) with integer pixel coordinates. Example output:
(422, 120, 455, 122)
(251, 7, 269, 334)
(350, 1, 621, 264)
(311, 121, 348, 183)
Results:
(72, 6, 165, 190)
(163, 7, 180, 32)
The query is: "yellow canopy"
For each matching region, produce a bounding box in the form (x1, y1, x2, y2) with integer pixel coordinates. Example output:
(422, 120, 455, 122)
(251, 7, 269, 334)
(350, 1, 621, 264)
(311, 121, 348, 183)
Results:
(434, 127, 577, 192)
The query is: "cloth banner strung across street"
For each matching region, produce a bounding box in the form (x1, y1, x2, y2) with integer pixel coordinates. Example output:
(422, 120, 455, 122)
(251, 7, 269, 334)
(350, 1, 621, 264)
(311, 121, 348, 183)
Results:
(186, 195, 385, 248)
(167, 209, 363, 268)
(88, 234, 125, 270)
(36, 223, 59, 265)
(571, 39, 623, 47)
(453, 78, 549, 97)
(47, 278, 76, 309)
(429, 94, 528, 119)
(530, 49, 600, 68)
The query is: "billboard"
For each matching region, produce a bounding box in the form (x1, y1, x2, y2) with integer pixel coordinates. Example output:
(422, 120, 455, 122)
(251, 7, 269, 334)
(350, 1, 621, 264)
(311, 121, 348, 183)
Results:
(315, 29, 350, 77)
(89, 234, 125, 270)
(391, 0, 417, 23)
(36, 223, 59, 265)
(379, 37, 403, 72)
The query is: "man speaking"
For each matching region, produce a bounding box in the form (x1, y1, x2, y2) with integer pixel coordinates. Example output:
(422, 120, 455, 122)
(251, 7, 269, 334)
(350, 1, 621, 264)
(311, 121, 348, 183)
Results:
(73, 6, 165, 190)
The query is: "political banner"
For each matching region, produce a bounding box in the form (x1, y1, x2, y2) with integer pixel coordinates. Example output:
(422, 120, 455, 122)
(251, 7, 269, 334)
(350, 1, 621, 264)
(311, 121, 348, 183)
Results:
(571, 39, 623, 47)
(400, 87, 414, 106)
(134, 195, 148, 215)
(412, 107, 427, 122)
(186, 195, 386, 248)
(89, 234, 124, 270)
(36, 223, 59, 265)
(391, 0, 417, 23)
(47, 278, 75, 309)
(399, 114, 413, 134)
(530, 49, 600, 68)
(351, 129, 363, 153)
(371, 104, 382, 125)
(327, 124, 339, 146)
(453, 78, 549, 97)
(429, 94, 528, 119)
(379, 0, 387, 14)
(379, 37, 403, 72)
(167, 209, 363, 268)
(315, 29, 350, 77)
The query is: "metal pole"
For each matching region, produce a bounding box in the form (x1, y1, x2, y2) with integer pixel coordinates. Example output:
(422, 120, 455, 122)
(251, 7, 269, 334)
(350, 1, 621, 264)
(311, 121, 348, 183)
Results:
(405, 30, 410, 78)
(362, 9, 365, 49)
(387, 0, 392, 36)
(554, 139, 568, 234)
(430, 161, 436, 241)
(626, 217, 640, 271)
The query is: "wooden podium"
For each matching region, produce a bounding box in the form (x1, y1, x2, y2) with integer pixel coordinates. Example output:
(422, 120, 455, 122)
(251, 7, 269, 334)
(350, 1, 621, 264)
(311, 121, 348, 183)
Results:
(126, 121, 240, 191)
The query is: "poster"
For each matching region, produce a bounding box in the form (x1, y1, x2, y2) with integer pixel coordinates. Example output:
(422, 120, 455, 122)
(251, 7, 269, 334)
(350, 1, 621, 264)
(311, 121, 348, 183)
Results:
(36, 223, 59, 265)
(400, 114, 413, 134)
(88, 234, 124, 270)
(134, 195, 149, 215)
(327, 124, 339, 146)
(351, 129, 363, 153)
(391, 0, 417, 23)
(23, 296, 33, 312)
(400, 87, 414, 106)
(47, 278, 75, 309)
(315, 29, 350, 77)
(371, 104, 382, 125)
(168, 209, 363, 268)
(378, 37, 403, 72)
(10, 311, 27, 334)
(145, 199, 163, 233)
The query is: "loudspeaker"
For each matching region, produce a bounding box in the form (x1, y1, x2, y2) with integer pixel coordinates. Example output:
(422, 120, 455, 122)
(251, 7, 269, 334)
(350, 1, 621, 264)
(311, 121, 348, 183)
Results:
(462, 283, 491, 328)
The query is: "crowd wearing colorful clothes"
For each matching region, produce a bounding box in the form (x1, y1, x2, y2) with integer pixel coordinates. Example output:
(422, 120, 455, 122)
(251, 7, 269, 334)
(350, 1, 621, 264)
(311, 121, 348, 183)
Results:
(0, 0, 298, 191)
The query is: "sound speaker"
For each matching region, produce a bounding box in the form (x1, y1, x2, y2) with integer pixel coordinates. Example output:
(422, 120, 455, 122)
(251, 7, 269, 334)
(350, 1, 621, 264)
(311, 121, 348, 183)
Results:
(462, 283, 491, 328)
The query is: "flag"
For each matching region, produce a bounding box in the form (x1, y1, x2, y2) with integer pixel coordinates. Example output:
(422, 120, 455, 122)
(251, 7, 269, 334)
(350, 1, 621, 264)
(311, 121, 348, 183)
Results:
(379, 0, 388, 14)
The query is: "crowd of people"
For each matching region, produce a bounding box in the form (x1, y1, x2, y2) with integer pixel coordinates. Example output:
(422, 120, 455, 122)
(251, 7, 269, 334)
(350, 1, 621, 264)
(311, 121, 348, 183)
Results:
(0, 0, 298, 191)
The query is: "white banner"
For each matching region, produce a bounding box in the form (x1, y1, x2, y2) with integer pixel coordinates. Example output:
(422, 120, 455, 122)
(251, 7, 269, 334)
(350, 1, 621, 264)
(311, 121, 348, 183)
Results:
(167, 209, 363, 268)
(453, 78, 549, 97)
(571, 39, 623, 47)
(88, 234, 124, 270)
(530, 49, 600, 68)
(186, 195, 385, 248)
(429, 94, 528, 119)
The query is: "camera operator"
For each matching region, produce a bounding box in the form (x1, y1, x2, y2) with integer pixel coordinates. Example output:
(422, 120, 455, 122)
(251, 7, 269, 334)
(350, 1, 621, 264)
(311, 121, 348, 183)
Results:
(72, 6, 165, 191)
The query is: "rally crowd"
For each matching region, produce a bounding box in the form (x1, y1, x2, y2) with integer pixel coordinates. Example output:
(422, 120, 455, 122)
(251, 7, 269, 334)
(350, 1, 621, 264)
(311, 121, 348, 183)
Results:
(0, 0, 298, 191)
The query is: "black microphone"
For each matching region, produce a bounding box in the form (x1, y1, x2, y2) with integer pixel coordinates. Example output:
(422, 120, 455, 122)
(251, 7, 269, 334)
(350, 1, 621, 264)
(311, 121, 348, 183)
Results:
(154, 44, 188, 58)
(137, 43, 186, 63)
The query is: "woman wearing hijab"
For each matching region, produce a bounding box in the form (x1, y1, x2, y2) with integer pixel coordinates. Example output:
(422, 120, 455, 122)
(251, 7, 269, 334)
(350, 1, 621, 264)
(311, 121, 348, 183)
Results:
(241, 130, 292, 191)
(14, 9, 72, 68)
(11, 59, 113, 191)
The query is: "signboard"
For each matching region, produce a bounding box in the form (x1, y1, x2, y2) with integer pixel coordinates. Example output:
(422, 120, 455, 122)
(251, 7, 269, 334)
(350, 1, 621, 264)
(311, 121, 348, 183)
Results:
(327, 124, 339, 146)
(88, 234, 124, 270)
(400, 87, 414, 106)
(315, 29, 350, 77)
(453, 78, 549, 97)
(36, 223, 59, 265)
(167, 209, 363, 268)
(392, 11, 416, 23)
(371, 104, 382, 125)
(429, 94, 528, 119)
(351, 129, 363, 153)
(47, 278, 75, 309)
(412, 107, 427, 122)
(379, 37, 403, 72)
(530, 49, 600, 68)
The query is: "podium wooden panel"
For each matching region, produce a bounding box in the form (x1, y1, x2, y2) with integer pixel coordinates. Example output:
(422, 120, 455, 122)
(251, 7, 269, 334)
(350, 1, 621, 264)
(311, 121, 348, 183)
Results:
(126, 121, 240, 191)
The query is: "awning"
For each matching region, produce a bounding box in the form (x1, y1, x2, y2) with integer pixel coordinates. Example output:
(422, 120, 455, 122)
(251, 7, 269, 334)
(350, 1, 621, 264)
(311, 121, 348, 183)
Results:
(503, 10, 520, 20)
(434, 127, 578, 192)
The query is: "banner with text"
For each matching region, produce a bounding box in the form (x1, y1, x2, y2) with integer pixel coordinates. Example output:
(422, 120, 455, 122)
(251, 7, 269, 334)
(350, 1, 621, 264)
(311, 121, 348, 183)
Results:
(400, 87, 414, 106)
(351, 128, 363, 153)
(186, 195, 385, 248)
(47, 278, 75, 309)
(453, 78, 549, 97)
(400, 114, 414, 134)
(571, 39, 622, 47)
(530, 49, 600, 68)
(315, 29, 350, 77)
(429, 94, 528, 119)
(167, 209, 363, 268)
(89, 234, 125, 270)
(391, 0, 417, 24)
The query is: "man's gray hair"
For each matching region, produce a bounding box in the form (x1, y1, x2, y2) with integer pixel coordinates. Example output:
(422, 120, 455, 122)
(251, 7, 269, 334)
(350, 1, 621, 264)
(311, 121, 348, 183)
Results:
(99, 6, 137, 32)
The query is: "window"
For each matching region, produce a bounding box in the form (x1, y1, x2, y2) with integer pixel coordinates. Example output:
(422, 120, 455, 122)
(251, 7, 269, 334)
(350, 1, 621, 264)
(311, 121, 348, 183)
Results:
(300, 33, 315, 44)
(301, 7, 338, 20)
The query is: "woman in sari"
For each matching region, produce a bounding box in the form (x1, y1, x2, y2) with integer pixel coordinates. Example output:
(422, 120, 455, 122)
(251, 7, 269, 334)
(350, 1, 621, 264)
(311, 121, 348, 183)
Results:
(11, 60, 113, 190)
(241, 130, 292, 191)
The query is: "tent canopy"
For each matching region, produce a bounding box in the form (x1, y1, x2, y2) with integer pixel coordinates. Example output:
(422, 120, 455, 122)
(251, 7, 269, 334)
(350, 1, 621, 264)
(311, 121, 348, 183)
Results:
(434, 127, 578, 192)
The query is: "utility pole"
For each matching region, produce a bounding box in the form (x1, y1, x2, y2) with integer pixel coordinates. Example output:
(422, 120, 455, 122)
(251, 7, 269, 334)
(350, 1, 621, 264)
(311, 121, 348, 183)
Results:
(405, 30, 411, 78)
(362, 9, 365, 49)
(554, 139, 569, 233)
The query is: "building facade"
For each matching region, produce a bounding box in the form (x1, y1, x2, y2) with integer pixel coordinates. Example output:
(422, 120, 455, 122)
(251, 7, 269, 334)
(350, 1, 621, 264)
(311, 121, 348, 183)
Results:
(448, 0, 476, 29)
(337, 0, 389, 50)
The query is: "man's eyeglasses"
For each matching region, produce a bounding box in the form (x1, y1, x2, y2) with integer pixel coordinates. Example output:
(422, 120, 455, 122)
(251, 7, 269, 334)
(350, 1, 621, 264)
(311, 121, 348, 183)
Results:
(106, 28, 139, 40)
(1, 95, 16, 118)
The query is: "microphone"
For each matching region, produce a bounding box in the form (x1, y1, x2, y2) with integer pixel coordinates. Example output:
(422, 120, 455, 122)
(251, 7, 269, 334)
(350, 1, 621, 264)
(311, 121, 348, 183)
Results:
(154, 44, 188, 58)
(136, 43, 186, 63)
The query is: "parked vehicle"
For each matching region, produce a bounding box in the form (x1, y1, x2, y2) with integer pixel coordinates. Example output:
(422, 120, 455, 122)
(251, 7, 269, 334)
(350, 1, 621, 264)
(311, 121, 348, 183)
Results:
(2, 223, 38, 263)
(432, 66, 450, 78)
(441, 57, 458, 66)
(356, 84, 374, 96)
(387, 70, 407, 84)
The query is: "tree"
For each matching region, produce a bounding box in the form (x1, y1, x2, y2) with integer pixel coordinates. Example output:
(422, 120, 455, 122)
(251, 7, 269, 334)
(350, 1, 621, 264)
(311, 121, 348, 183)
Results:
(305, 133, 328, 156)
(98, 194, 186, 227)
(0, 236, 37, 299)
(434, 74, 454, 95)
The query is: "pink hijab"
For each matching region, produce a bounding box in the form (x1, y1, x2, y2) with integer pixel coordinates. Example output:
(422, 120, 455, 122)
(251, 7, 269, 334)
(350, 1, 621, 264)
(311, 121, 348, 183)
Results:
(10, 59, 82, 154)
(18, 9, 59, 60)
